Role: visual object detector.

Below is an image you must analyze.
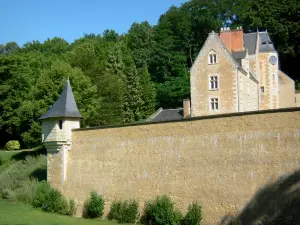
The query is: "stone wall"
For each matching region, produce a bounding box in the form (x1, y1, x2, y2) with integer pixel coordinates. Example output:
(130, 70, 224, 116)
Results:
(50, 108, 300, 224)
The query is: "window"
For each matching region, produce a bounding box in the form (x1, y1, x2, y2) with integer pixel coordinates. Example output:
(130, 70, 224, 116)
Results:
(208, 50, 217, 64)
(209, 76, 218, 90)
(210, 97, 219, 111)
(260, 86, 265, 94)
(59, 120, 63, 130)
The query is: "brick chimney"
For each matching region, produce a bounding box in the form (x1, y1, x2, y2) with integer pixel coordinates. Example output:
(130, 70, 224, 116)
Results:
(183, 99, 191, 118)
(220, 26, 244, 53)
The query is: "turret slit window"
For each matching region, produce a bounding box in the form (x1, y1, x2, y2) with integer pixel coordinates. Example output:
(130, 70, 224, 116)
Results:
(209, 76, 219, 90)
(208, 50, 217, 64)
(59, 120, 63, 130)
(210, 97, 219, 111)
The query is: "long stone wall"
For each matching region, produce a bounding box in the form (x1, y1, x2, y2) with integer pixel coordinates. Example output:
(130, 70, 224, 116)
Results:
(49, 108, 300, 224)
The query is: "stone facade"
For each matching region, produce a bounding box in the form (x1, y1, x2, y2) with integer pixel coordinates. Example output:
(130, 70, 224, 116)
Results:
(47, 108, 300, 225)
(42, 118, 80, 144)
(191, 28, 295, 117)
(278, 70, 295, 108)
(191, 32, 238, 116)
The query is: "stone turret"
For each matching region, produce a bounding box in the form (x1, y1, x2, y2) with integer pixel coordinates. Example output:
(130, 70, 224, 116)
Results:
(40, 79, 82, 184)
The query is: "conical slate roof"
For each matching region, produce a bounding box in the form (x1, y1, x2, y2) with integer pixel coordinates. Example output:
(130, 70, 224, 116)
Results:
(39, 80, 82, 120)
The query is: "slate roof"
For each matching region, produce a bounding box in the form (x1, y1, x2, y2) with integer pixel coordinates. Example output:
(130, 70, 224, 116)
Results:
(244, 33, 257, 55)
(259, 32, 276, 53)
(39, 80, 82, 120)
(232, 50, 247, 66)
(243, 31, 276, 55)
(149, 108, 184, 122)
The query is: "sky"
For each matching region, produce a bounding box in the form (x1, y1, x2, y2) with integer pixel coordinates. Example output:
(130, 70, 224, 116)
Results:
(0, 0, 187, 46)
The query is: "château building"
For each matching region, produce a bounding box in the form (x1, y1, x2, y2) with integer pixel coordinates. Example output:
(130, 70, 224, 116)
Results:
(150, 27, 296, 121)
(190, 27, 295, 116)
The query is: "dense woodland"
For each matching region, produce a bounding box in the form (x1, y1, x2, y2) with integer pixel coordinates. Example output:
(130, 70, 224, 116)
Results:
(0, 0, 299, 148)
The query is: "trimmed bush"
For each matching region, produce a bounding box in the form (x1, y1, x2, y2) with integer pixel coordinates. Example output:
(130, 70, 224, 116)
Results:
(31, 181, 69, 215)
(181, 202, 202, 225)
(142, 195, 182, 225)
(5, 140, 20, 151)
(108, 200, 122, 220)
(119, 200, 139, 223)
(68, 199, 77, 216)
(84, 191, 105, 218)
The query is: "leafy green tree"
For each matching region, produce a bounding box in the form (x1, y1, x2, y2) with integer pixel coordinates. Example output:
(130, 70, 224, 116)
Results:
(156, 76, 190, 109)
(34, 60, 100, 127)
(127, 21, 154, 68)
(0, 42, 20, 55)
(103, 29, 119, 42)
(138, 66, 156, 118)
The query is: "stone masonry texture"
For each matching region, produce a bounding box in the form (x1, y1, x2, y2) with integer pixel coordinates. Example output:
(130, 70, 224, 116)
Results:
(49, 109, 300, 224)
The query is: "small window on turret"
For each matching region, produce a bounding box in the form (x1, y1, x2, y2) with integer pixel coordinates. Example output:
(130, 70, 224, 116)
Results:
(59, 120, 63, 130)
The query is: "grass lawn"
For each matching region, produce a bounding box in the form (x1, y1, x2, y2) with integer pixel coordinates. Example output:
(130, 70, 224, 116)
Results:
(0, 145, 46, 163)
(0, 200, 134, 225)
(0, 151, 17, 162)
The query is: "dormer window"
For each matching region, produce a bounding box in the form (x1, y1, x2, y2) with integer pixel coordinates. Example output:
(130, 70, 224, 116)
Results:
(208, 50, 217, 64)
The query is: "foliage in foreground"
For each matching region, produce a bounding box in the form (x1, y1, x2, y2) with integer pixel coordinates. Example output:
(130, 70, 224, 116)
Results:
(0, 154, 46, 203)
(142, 195, 183, 225)
(108, 199, 139, 223)
(0, 149, 75, 216)
(181, 202, 202, 225)
(84, 191, 105, 218)
(0, 199, 135, 225)
(32, 181, 69, 215)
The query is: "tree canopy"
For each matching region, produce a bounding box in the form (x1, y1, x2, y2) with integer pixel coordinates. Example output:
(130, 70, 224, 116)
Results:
(0, 0, 299, 148)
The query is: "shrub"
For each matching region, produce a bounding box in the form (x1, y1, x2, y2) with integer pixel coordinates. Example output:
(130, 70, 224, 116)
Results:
(84, 191, 105, 218)
(121, 200, 139, 223)
(142, 195, 182, 225)
(5, 140, 20, 151)
(1, 188, 16, 201)
(68, 199, 77, 216)
(108, 199, 139, 223)
(15, 178, 38, 204)
(181, 202, 202, 225)
(31, 181, 69, 215)
(0, 155, 46, 202)
(108, 200, 122, 220)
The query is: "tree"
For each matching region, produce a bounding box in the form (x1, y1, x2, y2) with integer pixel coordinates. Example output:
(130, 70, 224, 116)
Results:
(127, 21, 154, 68)
(237, 0, 300, 81)
(138, 66, 156, 118)
(0, 42, 20, 55)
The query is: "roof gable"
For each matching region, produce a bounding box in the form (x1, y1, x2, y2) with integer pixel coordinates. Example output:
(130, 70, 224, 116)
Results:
(191, 31, 239, 72)
(39, 80, 82, 120)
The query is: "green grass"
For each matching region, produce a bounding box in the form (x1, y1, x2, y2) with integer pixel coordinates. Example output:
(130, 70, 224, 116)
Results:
(0, 200, 134, 225)
(0, 151, 18, 162)
(0, 145, 46, 162)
